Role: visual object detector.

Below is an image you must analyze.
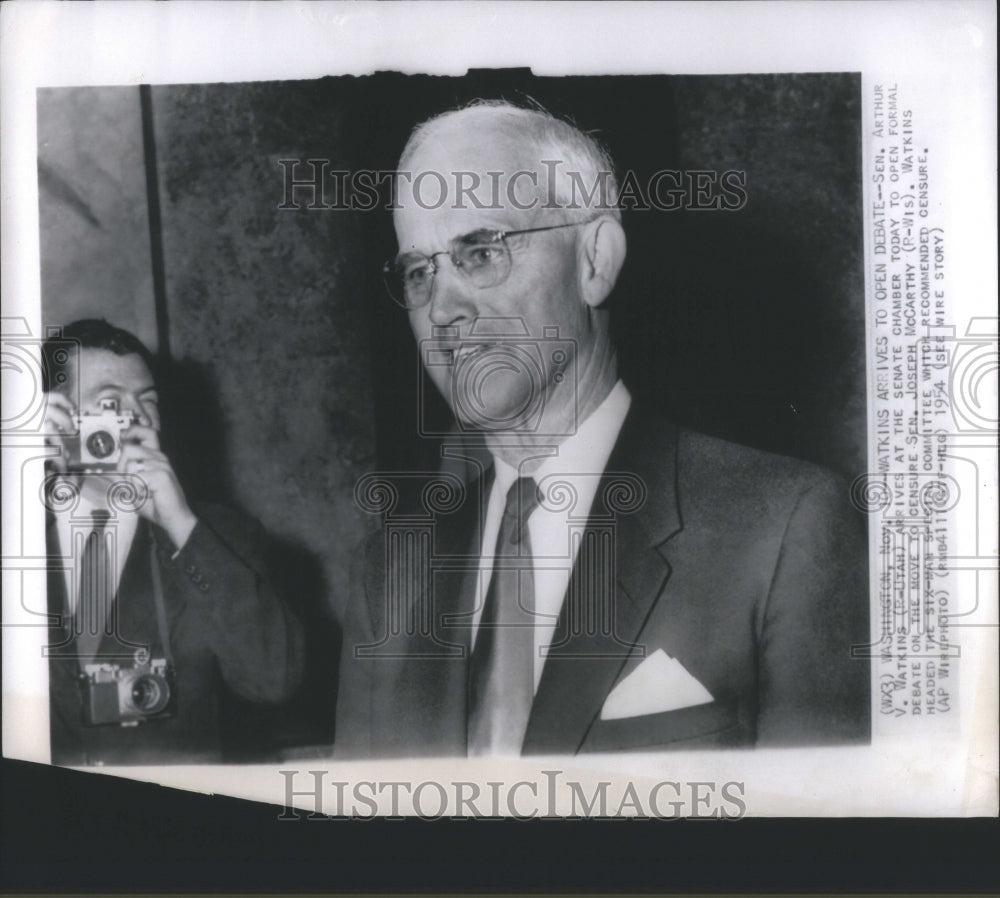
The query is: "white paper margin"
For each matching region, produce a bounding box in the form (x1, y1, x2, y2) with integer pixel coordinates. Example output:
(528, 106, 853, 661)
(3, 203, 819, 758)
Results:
(2, 0, 996, 818)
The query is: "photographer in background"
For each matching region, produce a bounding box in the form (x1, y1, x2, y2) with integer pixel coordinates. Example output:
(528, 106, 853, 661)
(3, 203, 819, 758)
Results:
(42, 318, 305, 765)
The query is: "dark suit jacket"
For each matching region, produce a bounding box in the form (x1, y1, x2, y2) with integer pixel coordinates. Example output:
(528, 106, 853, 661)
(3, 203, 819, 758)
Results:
(47, 505, 305, 765)
(335, 407, 870, 756)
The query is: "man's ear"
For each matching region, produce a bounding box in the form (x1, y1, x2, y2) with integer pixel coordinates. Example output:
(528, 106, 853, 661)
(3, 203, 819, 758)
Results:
(578, 216, 627, 308)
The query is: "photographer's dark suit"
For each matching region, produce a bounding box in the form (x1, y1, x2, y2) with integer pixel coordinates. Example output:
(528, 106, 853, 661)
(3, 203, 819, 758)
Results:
(335, 406, 870, 756)
(47, 506, 305, 765)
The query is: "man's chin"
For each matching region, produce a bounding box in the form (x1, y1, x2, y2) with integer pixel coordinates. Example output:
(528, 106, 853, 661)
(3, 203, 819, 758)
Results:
(448, 377, 542, 432)
(452, 410, 536, 435)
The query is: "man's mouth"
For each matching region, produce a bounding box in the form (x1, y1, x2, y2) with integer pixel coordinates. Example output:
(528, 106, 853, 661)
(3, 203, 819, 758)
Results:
(450, 342, 500, 365)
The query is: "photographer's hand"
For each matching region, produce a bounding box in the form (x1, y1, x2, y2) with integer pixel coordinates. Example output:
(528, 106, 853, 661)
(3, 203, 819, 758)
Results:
(42, 391, 76, 474)
(118, 421, 198, 551)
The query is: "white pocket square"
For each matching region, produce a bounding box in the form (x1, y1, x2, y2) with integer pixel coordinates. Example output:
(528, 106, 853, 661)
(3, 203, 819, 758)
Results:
(600, 649, 714, 720)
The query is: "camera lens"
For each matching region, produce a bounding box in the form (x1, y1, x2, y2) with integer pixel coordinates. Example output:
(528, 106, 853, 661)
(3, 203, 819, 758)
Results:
(86, 430, 116, 459)
(129, 674, 170, 714)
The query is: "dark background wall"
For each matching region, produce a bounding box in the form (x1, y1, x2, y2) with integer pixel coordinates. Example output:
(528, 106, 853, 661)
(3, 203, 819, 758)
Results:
(37, 87, 157, 348)
(37, 72, 864, 749)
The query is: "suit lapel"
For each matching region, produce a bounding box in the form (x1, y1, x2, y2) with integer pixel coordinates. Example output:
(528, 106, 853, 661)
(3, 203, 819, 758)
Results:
(389, 465, 493, 753)
(522, 407, 682, 754)
(98, 521, 154, 661)
(420, 463, 494, 655)
(45, 513, 73, 651)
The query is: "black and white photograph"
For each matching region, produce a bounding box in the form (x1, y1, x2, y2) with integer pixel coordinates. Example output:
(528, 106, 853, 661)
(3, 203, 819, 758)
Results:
(31, 69, 872, 766)
(2, 0, 996, 863)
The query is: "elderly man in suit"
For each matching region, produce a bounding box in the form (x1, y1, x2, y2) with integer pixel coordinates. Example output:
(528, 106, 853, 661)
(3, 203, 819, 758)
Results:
(42, 319, 305, 765)
(336, 101, 870, 756)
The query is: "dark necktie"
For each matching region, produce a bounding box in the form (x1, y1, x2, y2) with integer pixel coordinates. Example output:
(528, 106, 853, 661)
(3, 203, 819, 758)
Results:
(468, 476, 540, 756)
(75, 508, 112, 662)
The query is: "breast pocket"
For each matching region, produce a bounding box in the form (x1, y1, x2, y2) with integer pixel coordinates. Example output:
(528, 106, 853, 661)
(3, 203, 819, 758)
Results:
(580, 700, 749, 752)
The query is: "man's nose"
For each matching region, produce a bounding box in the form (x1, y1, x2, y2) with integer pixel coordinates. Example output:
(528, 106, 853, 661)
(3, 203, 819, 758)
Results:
(426, 260, 475, 326)
(120, 393, 141, 417)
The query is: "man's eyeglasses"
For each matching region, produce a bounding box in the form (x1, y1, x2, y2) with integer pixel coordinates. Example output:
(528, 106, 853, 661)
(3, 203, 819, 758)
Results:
(383, 221, 588, 310)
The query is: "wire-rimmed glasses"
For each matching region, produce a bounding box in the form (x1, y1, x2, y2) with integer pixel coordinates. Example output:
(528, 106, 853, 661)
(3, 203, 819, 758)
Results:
(383, 221, 587, 310)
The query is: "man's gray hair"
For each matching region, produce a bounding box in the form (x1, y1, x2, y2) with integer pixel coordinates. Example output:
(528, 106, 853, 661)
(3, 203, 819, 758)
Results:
(398, 99, 621, 221)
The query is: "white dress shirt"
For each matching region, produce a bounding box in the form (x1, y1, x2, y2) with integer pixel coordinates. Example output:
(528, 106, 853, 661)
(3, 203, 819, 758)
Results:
(471, 380, 632, 691)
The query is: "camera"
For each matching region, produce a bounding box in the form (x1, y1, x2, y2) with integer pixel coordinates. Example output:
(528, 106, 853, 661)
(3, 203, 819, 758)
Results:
(66, 398, 134, 472)
(419, 320, 577, 437)
(79, 656, 177, 726)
